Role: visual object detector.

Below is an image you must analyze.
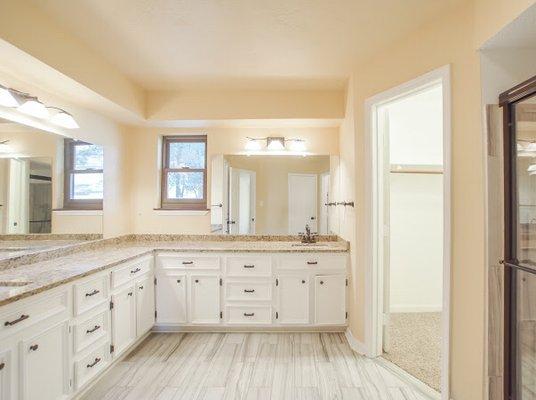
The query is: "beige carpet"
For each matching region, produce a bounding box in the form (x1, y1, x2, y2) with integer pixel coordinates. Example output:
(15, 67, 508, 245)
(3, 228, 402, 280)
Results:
(382, 312, 441, 391)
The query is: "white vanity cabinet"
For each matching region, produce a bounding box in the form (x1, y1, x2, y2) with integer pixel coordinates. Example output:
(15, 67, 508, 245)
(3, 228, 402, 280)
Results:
(0, 337, 17, 400)
(154, 251, 348, 329)
(110, 284, 136, 356)
(136, 275, 155, 335)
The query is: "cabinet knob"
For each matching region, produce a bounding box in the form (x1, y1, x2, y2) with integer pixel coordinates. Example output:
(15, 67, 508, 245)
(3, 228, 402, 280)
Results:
(176, 279, 181, 283)
(139, 285, 144, 290)
(320, 281, 324, 285)
(302, 280, 306, 284)
(29, 344, 39, 352)
(128, 292, 133, 296)
(0, 362, 4, 370)
(195, 279, 199, 283)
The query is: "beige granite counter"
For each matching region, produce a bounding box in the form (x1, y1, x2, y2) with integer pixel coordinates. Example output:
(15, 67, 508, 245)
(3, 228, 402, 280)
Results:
(0, 237, 349, 307)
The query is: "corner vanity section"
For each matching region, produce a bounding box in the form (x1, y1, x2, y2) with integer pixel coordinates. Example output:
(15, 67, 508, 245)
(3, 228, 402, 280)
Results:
(0, 238, 348, 400)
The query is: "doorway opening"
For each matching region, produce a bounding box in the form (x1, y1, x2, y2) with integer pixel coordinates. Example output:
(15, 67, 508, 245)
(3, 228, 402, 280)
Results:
(365, 66, 451, 398)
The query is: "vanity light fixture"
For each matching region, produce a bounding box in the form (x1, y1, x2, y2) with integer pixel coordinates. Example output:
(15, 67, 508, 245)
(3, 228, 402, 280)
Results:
(17, 96, 49, 119)
(0, 85, 19, 108)
(0, 140, 13, 154)
(244, 136, 307, 155)
(48, 107, 80, 129)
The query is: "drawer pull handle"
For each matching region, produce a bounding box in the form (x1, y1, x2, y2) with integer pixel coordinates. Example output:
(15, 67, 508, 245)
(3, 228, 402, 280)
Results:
(182, 261, 194, 265)
(307, 261, 318, 265)
(243, 265, 255, 268)
(130, 267, 141, 274)
(29, 344, 39, 352)
(86, 325, 101, 334)
(4, 314, 29, 326)
(243, 313, 255, 317)
(244, 289, 255, 293)
(0, 362, 4, 370)
(85, 289, 100, 297)
(87, 357, 101, 368)
(128, 292, 133, 297)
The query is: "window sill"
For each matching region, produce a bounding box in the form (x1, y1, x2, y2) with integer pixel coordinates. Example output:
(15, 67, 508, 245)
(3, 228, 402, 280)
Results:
(153, 208, 209, 216)
(52, 209, 103, 216)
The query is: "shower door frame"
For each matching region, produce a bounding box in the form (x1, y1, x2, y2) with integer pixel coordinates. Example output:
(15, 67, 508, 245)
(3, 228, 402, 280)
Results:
(500, 74, 536, 400)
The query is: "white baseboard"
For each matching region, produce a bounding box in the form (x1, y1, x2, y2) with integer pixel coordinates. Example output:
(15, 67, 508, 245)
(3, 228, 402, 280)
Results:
(344, 328, 368, 355)
(389, 305, 443, 313)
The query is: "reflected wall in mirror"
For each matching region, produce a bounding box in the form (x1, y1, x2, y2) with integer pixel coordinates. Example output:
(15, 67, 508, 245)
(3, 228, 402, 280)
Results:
(0, 118, 104, 235)
(211, 154, 336, 235)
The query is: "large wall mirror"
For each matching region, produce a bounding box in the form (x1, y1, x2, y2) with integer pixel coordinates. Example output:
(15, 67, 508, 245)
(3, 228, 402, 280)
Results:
(0, 118, 103, 236)
(211, 154, 338, 235)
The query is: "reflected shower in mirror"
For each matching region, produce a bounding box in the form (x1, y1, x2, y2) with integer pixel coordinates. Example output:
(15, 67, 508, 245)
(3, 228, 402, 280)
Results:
(211, 154, 337, 235)
(0, 118, 104, 236)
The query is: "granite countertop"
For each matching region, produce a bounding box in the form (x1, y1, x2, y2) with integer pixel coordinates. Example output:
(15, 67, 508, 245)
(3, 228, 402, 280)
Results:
(0, 238, 349, 307)
(0, 239, 90, 262)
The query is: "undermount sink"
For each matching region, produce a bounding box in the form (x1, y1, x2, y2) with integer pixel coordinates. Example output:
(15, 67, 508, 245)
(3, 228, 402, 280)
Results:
(0, 280, 32, 287)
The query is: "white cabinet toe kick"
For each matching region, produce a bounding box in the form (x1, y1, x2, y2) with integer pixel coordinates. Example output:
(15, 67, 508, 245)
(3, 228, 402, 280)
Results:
(0, 250, 347, 399)
(154, 252, 349, 331)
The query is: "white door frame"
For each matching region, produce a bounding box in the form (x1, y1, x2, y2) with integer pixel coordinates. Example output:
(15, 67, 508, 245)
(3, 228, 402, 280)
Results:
(364, 65, 451, 399)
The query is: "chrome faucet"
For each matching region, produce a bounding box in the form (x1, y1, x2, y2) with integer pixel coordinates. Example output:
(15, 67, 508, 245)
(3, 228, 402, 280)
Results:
(300, 224, 317, 244)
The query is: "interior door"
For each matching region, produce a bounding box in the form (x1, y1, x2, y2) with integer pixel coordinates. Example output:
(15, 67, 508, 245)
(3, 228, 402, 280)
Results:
(7, 158, 29, 234)
(288, 173, 317, 234)
(228, 167, 256, 234)
(379, 106, 392, 354)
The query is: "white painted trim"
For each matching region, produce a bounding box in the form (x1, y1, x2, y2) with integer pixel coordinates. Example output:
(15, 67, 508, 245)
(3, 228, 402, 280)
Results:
(53, 209, 103, 216)
(153, 209, 209, 216)
(364, 65, 451, 400)
(389, 305, 443, 313)
(344, 328, 367, 355)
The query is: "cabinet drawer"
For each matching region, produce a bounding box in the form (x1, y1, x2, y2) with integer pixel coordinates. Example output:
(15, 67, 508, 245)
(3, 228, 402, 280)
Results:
(225, 280, 272, 301)
(111, 257, 152, 289)
(73, 275, 109, 315)
(0, 289, 69, 338)
(75, 342, 110, 390)
(73, 309, 110, 354)
(226, 256, 271, 277)
(277, 254, 347, 271)
(226, 305, 272, 325)
(157, 254, 220, 270)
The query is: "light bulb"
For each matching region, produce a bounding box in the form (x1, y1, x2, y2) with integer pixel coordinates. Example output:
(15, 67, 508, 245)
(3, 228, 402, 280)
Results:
(0, 87, 19, 108)
(245, 138, 262, 151)
(50, 110, 79, 129)
(18, 98, 49, 119)
(288, 139, 306, 152)
(267, 137, 285, 151)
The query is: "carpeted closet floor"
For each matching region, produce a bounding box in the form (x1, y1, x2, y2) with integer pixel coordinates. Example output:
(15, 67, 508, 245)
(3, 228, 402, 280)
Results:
(382, 312, 441, 391)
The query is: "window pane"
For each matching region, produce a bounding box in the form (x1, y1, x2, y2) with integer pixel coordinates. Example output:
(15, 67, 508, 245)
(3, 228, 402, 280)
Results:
(168, 141, 205, 169)
(167, 172, 204, 200)
(72, 173, 103, 199)
(74, 144, 104, 170)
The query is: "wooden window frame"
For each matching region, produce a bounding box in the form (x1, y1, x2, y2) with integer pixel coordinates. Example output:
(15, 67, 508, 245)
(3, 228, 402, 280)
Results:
(160, 135, 208, 210)
(63, 139, 103, 210)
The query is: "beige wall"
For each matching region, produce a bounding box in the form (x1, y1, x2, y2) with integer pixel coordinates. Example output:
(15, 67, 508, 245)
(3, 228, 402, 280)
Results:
(127, 126, 338, 234)
(225, 155, 330, 234)
(342, 3, 488, 400)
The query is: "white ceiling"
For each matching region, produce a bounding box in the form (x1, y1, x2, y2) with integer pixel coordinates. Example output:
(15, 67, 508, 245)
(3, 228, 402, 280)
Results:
(31, 0, 466, 90)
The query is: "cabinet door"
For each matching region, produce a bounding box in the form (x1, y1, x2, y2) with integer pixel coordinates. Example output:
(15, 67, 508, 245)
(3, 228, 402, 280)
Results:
(277, 275, 309, 324)
(314, 275, 346, 325)
(189, 275, 220, 324)
(0, 344, 16, 400)
(156, 274, 187, 324)
(20, 321, 69, 400)
(136, 275, 155, 336)
(111, 285, 136, 356)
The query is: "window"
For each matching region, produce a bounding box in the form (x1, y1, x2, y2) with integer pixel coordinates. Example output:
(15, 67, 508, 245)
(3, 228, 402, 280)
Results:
(63, 139, 103, 209)
(161, 135, 207, 210)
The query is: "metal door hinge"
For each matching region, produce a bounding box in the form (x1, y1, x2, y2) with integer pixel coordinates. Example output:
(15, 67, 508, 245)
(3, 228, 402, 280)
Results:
(109, 301, 114, 310)
(155, 310, 157, 318)
(345, 311, 348, 319)
(154, 277, 157, 285)
(220, 311, 223, 319)
(276, 311, 279, 319)
(69, 378, 72, 388)
(345, 278, 348, 286)
(275, 278, 279, 286)
(219, 278, 223, 286)
(110, 344, 115, 353)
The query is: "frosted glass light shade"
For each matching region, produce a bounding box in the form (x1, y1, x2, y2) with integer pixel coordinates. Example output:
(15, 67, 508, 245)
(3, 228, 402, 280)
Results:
(18, 98, 49, 119)
(0, 87, 19, 107)
(51, 110, 79, 129)
(245, 138, 262, 151)
(267, 137, 285, 150)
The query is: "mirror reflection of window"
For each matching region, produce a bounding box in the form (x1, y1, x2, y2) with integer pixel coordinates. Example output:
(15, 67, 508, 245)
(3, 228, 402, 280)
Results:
(64, 139, 104, 210)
